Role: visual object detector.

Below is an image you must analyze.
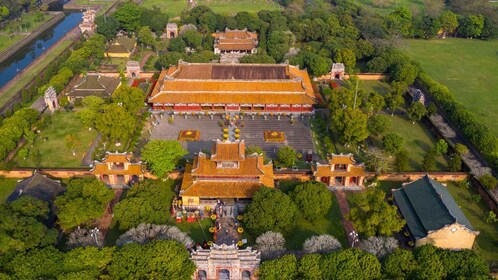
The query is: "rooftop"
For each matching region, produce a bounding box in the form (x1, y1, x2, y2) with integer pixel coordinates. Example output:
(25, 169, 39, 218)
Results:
(7, 173, 64, 204)
(66, 74, 121, 98)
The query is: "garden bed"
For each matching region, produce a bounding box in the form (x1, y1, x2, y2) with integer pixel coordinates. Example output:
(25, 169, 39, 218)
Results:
(178, 130, 200, 141)
(264, 131, 285, 142)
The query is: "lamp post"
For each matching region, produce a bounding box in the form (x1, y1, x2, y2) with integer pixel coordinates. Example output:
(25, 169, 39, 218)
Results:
(90, 227, 100, 247)
(349, 230, 359, 248)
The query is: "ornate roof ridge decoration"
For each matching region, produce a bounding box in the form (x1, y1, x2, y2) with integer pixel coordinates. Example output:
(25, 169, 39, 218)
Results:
(190, 243, 261, 261)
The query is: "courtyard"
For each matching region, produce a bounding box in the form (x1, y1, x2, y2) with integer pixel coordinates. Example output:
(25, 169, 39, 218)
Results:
(150, 115, 317, 160)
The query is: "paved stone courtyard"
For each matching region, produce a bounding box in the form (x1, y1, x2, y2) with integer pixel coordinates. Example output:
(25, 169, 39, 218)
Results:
(150, 115, 317, 159)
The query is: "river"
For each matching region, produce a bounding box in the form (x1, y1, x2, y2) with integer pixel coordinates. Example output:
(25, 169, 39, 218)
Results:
(0, 12, 82, 88)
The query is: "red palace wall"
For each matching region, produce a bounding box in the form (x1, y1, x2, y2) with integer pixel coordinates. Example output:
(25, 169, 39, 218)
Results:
(152, 103, 313, 112)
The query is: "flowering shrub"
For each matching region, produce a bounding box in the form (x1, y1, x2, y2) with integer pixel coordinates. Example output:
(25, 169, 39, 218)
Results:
(264, 131, 285, 142)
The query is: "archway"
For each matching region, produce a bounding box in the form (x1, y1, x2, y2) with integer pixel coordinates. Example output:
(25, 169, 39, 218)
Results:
(198, 270, 207, 280)
(242, 270, 251, 280)
(335, 73, 340, 79)
(219, 269, 230, 280)
(131, 72, 136, 78)
(170, 32, 175, 38)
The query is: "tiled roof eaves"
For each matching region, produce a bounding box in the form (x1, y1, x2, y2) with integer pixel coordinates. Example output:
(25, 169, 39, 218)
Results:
(392, 188, 428, 239)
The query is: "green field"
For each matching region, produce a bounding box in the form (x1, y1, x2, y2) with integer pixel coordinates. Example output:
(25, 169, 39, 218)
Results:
(356, 0, 424, 15)
(0, 40, 73, 108)
(14, 111, 97, 168)
(71, 0, 117, 15)
(0, 178, 19, 203)
(403, 38, 498, 138)
(140, 0, 281, 18)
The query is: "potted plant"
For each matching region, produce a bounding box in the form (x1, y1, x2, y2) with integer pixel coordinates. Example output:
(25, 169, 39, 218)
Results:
(237, 227, 244, 234)
(236, 215, 243, 221)
(211, 214, 217, 220)
(209, 227, 216, 233)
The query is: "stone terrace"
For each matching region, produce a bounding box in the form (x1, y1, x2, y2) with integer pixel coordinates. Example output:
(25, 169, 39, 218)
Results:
(150, 115, 316, 159)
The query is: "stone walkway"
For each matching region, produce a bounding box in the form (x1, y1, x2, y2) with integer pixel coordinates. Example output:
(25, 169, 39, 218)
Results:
(81, 133, 101, 166)
(97, 188, 123, 238)
(334, 191, 357, 248)
(215, 217, 239, 246)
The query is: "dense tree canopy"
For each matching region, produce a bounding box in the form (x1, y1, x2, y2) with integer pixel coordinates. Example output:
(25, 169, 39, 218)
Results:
(55, 178, 114, 231)
(245, 187, 297, 235)
(95, 104, 136, 142)
(112, 86, 145, 114)
(348, 188, 405, 237)
(113, 180, 175, 230)
(141, 140, 187, 177)
(290, 182, 331, 222)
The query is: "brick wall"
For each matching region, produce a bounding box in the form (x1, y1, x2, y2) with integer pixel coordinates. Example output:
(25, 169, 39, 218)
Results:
(377, 172, 468, 182)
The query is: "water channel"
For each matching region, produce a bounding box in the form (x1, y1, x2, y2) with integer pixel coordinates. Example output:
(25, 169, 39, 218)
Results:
(0, 12, 82, 88)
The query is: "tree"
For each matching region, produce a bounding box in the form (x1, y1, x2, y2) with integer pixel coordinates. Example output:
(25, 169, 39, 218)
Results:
(155, 52, 184, 69)
(386, 93, 404, 115)
(303, 235, 342, 254)
(364, 147, 395, 173)
(112, 86, 145, 114)
(334, 48, 356, 72)
(4, 246, 63, 279)
(392, 63, 419, 85)
(245, 145, 268, 163)
(245, 187, 297, 235)
(107, 240, 196, 279)
(168, 38, 186, 53)
(322, 249, 382, 280)
(385, 7, 413, 37)
(439, 10, 458, 36)
(413, 245, 445, 280)
(458, 15, 485, 38)
(395, 149, 409, 171)
(137, 26, 155, 50)
(113, 2, 143, 31)
(486, 211, 497, 223)
(116, 223, 194, 248)
(182, 30, 203, 49)
(267, 31, 292, 62)
(434, 139, 448, 155)
(255, 231, 286, 260)
(259, 254, 298, 280)
(348, 188, 405, 236)
(448, 154, 462, 172)
(382, 133, 404, 154)
(359, 236, 398, 259)
(0, 196, 57, 253)
(95, 104, 136, 143)
(362, 92, 385, 115)
(367, 115, 391, 137)
(0, 6, 9, 20)
(407, 102, 427, 123)
(141, 140, 187, 177)
(290, 181, 331, 222)
(422, 149, 437, 171)
(95, 15, 120, 40)
(61, 246, 114, 277)
(454, 143, 468, 155)
(479, 174, 497, 190)
(439, 248, 489, 278)
(276, 146, 297, 167)
(339, 109, 369, 145)
(382, 248, 417, 278)
(414, 15, 441, 39)
(113, 180, 176, 230)
(55, 178, 114, 231)
(65, 134, 80, 156)
(298, 254, 323, 280)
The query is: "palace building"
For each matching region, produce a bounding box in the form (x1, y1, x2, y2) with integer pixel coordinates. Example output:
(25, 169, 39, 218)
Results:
(148, 62, 317, 113)
(180, 140, 274, 209)
(312, 154, 366, 189)
(91, 152, 145, 187)
(393, 176, 479, 250)
(212, 28, 258, 55)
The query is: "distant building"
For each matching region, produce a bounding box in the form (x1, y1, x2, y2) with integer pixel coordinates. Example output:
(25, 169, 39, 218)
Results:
(66, 73, 121, 102)
(149, 62, 316, 113)
(165, 23, 178, 39)
(91, 152, 145, 187)
(212, 29, 258, 55)
(79, 9, 96, 35)
(412, 89, 426, 104)
(7, 173, 64, 206)
(312, 154, 366, 189)
(126, 60, 141, 78)
(331, 63, 345, 80)
(105, 35, 137, 58)
(190, 244, 260, 280)
(392, 175, 479, 250)
(44, 86, 59, 113)
(180, 140, 274, 209)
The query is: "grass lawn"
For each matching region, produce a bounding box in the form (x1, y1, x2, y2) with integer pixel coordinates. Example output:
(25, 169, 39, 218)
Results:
(0, 40, 73, 108)
(360, 80, 391, 95)
(14, 111, 97, 168)
(140, 0, 281, 18)
(402, 38, 498, 138)
(356, 0, 424, 15)
(0, 178, 20, 203)
(445, 182, 498, 264)
(71, 0, 116, 14)
(0, 34, 25, 53)
(286, 192, 347, 249)
(373, 114, 447, 171)
(174, 218, 214, 243)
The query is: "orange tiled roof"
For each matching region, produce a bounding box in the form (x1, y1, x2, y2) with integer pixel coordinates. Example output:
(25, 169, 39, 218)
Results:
(192, 156, 264, 176)
(149, 63, 317, 106)
(328, 154, 356, 165)
(312, 164, 365, 177)
(211, 140, 245, 161)
(212, 29, 258, 40)
(91, 163, 144, 176)
(102, 152, 132, 163)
